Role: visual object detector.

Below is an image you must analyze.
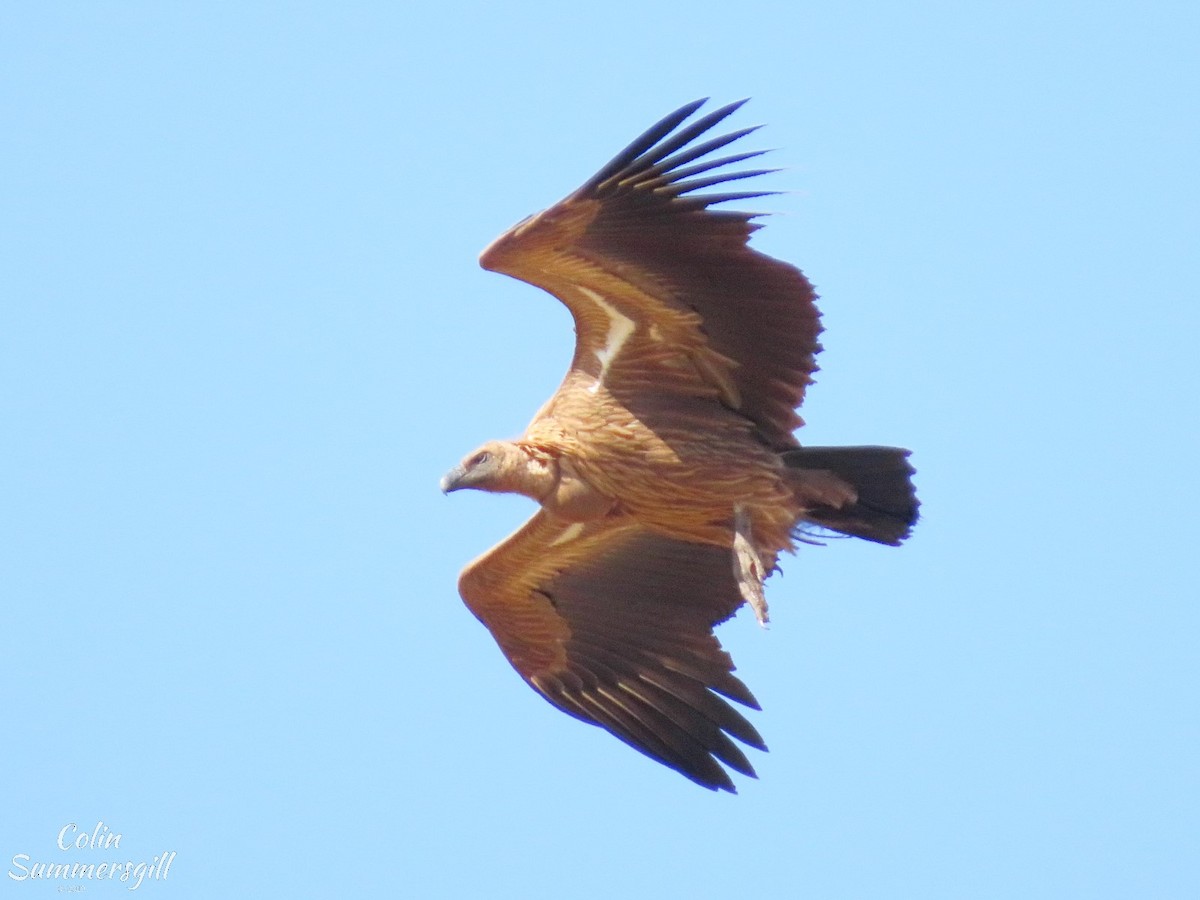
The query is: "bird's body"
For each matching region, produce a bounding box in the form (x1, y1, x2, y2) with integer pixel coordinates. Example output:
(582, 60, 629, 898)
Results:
(525, 383, 795, 550)
(440, 99, 919, 791)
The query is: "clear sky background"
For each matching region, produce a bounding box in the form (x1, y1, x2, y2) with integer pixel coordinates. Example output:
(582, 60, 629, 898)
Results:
(3, 2, 1197, 897)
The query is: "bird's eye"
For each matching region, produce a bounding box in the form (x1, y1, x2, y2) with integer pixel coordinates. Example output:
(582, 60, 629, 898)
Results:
(471, 451, 492, 467)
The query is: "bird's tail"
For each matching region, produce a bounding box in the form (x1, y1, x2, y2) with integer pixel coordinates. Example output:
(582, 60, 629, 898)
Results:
(782, 446, 919, 546)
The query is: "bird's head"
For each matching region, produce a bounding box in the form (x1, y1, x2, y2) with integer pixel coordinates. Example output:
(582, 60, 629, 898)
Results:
(440, 440, 555, 499)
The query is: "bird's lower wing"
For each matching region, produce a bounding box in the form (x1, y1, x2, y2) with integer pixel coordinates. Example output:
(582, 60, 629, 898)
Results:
(457, 510, 766, 792)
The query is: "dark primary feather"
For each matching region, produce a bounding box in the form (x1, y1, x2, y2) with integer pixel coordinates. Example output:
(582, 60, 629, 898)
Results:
(612, 103, 751, 181)
(583, 98, 710, 191)
(582, 99, 777, 205)
(643, 126, 764, 185)
(644, 148, 771, 190)
(670, 168, 780, 195)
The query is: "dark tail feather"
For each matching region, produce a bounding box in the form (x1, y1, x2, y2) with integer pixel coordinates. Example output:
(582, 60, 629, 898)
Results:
(782, 446, 919, 546)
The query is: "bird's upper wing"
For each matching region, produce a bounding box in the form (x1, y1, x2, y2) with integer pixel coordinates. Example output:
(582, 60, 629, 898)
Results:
(458, 510, 766, 792)
(479, 99, 822, 449)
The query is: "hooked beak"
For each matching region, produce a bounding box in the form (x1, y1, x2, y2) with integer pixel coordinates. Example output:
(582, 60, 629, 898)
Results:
(439, 464, 467, 494)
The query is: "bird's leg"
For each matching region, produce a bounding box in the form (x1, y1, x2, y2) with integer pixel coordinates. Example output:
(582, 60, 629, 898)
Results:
(733, 505, 769, 626)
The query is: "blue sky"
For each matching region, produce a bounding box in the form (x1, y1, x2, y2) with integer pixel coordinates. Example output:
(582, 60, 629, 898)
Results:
(3, 1, 1197, 897)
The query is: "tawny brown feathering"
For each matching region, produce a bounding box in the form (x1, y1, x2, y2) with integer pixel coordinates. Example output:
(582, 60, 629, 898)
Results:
(441, 99, 919, 792)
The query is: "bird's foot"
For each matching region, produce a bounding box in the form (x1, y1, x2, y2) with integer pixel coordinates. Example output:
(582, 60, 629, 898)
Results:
(733, 505, 769, 627)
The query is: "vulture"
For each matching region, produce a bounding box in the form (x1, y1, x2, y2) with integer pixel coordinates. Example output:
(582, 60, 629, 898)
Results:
(441, 99, 918, 792)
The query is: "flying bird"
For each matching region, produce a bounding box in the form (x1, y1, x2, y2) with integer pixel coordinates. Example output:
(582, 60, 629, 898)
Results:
(442, 99, 918, 791)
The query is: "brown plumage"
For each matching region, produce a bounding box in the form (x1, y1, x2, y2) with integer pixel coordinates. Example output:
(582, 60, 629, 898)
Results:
(442, 100, 919, 791)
